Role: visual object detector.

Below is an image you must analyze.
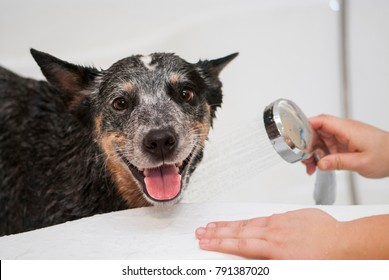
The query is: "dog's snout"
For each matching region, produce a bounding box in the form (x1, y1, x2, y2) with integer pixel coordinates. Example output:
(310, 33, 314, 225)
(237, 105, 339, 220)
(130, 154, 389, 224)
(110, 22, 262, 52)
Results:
(143, 129, 177, 159)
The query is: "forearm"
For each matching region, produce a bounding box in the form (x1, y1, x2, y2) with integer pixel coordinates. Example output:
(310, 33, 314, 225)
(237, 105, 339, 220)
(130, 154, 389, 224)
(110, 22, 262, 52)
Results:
(339, 214, 389, 259)
(380, 131, 389, 177)
(369, 130, 389, 178)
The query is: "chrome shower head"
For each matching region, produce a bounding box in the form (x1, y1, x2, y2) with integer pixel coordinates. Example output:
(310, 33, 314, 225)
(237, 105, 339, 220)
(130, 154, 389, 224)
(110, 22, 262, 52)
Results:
(263, 98, 336, 205)
(263, 98, 328, 163)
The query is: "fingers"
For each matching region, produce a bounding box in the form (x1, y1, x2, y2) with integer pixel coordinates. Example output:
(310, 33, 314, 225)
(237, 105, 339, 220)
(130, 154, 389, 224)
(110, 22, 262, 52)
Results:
(195, 217, 271, 259)
(197, 237, 269, 259)
(205, 217, 269, 228)
(196, 224, 262, 239)
(309, 114, 347, 133)
(302, 157, 317, 175)
(309, 114, 354, 144)
(318, 153, 366, 173)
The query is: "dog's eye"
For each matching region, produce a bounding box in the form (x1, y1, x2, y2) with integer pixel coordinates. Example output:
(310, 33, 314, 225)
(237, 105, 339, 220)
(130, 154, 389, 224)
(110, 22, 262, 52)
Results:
(180, 88, 194, 102)
(112, 97, 129, 111)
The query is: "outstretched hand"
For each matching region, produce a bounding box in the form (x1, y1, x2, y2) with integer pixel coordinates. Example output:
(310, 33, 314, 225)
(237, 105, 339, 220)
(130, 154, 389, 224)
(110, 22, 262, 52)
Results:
(196, 207, 389, 259)
(195, 208, 342, 259)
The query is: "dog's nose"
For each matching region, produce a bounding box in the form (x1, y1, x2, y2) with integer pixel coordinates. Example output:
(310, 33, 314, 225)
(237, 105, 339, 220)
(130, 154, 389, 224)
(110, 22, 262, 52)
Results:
(143, 129, 177, 159)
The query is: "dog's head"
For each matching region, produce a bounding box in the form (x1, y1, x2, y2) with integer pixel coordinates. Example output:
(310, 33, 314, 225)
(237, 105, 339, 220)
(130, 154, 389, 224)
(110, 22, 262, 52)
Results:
(31, 49, 237, 206)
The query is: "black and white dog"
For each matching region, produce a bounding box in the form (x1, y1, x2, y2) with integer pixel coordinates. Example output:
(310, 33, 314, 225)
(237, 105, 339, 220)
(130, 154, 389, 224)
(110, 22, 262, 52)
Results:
(0, 49, 237, 235)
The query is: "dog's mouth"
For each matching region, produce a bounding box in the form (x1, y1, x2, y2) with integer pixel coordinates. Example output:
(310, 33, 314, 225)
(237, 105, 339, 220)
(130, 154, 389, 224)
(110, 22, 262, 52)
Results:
(118, 151, 193, 202)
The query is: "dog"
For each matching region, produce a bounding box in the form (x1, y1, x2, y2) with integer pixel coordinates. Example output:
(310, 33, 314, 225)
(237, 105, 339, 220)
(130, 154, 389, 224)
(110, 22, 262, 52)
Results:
(0, 49, 237, 236)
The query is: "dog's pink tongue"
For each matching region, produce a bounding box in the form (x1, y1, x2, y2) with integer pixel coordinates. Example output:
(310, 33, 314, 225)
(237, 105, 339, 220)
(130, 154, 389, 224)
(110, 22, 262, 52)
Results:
(144, 165, 181, 200)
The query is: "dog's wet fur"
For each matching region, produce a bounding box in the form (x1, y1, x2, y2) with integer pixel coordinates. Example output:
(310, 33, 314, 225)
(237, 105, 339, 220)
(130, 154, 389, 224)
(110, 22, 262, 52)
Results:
(0, 49, 237, 236)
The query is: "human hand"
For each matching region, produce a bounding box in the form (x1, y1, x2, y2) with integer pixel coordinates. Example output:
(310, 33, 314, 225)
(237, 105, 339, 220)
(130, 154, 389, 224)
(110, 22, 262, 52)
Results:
(302, 114, 389, 178)
(195, 208, 345, 259)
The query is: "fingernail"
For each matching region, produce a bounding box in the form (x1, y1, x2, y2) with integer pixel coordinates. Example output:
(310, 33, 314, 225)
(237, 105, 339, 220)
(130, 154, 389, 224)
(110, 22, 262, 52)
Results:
(196, 227, 206, 236)
(207, 223, 216, 228)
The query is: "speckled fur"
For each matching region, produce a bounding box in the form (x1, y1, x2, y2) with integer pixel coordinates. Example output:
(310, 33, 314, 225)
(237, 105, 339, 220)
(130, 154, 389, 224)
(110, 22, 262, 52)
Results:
(0, 49, 237, 236)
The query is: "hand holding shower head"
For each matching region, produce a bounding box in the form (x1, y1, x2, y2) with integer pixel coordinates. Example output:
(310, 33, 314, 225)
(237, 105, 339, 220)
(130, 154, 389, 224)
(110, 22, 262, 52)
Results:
(263, 99, 336, 205)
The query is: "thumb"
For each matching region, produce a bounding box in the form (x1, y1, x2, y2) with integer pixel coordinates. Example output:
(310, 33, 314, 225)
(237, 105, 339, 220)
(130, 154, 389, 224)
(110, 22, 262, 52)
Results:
(317, 153, 365, 173)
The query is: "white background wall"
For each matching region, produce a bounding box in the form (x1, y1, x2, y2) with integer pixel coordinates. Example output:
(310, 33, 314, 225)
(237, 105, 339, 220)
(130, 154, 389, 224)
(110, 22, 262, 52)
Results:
(348, 0, 389, 204)
(1, 0, 388, 204)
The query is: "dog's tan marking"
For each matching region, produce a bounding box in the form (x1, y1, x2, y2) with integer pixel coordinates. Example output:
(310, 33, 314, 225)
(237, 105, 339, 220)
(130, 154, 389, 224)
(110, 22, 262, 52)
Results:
(168, 72, 185, 85)
(192, 104, 212, 145)
(99, 133, 150, 208)
(94, 114, 102, 138)
(122, 82, 133, 93)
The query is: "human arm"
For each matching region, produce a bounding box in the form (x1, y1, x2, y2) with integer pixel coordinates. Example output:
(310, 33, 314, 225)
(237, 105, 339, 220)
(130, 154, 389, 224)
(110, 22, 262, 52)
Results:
(195, 208, 389, 259)
(303, 114, 389, 178)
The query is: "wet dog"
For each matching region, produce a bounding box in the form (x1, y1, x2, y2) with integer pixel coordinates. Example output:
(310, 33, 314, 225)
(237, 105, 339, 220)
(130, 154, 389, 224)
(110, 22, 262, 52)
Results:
(0, 49, 237, 235)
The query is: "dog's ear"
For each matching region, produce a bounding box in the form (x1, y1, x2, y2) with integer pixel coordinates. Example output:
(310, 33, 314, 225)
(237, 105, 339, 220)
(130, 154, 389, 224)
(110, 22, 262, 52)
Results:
(30, 48, 100, 107)
(196, 53, 238, 119)
(196, 52, 238, 88)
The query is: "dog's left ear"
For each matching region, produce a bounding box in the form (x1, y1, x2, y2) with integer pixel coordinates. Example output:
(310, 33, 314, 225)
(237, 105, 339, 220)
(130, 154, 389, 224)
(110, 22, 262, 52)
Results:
(30, 48, 100, 107)
(196, 52, 238, 88)
(196, 53, 238, 119)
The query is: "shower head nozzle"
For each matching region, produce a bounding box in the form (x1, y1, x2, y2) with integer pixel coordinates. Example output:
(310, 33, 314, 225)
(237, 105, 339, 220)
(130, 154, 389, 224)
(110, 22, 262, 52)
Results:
(263, 99, 329, 163)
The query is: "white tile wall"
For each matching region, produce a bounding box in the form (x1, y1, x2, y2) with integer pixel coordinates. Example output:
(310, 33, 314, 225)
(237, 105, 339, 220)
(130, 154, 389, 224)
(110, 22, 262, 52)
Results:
(348, 0, 389, 204)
